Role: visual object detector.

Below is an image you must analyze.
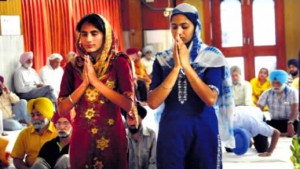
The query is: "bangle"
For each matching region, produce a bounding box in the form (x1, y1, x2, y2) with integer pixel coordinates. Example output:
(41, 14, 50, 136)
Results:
(161, 84, 173, 90)
(288, 120, 294, 124)
(68, 95, 76, 106)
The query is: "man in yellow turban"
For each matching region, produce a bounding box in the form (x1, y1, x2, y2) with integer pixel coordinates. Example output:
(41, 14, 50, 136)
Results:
(11, 97, 57, 168)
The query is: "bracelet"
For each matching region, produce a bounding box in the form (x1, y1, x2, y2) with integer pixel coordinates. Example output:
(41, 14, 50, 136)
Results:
(68, 95, 76, 106)
(161, 84, 173, 90)
(288, 120, 294, 124)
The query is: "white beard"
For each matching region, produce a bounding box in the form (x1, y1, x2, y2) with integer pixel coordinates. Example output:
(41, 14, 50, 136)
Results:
(273, 84, 285, 93)
(32, 118, 49, 131)
(58, 128, 72, 138)
(23, 63, 33, 69)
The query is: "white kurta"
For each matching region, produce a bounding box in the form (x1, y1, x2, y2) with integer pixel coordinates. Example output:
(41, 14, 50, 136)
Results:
(141, 57, 154, 75)
(40, 65, 64, 99)
(14, 66, 42, 93)
(232, 80, 253, 106)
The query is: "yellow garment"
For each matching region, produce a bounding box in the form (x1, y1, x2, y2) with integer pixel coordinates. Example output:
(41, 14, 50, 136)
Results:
(0, 137, 9, 166)
(27, 97, 54, 120)
(134, 60, 151, 90)
(292, 77, 299, 90)
(250, 78, 271, 110)
(10, 122, 57, 167)
(0, 91, 20, 119)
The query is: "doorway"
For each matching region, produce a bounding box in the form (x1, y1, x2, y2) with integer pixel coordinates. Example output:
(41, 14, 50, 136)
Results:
(210, 0, 285, 80)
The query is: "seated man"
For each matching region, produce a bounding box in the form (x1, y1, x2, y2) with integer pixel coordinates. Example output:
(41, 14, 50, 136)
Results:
(257, 70, 298, 137)
(40, 53, 64, 99)
(126, 103, 157, 169)
(0, 75, 30, 131)
(228, 106, 280, 156)
(14, 52, 56, 107)
(230, 65, 253, 106)
(141, 45, 155, 77)
(11, 97, 57, 168)
(287, 58, 299, 90)
(31, 112, 72, 169)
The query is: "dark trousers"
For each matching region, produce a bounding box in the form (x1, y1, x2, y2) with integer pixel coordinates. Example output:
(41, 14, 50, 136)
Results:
(266, 119, 298, 133)
(225, 134, 269, 153)
(136, 80, 147, 102)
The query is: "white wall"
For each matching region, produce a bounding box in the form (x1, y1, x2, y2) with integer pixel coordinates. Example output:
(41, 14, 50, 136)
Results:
(0, 35, 23, 89)
(122, 30, 172, 54)
(143, 30, 172, 54)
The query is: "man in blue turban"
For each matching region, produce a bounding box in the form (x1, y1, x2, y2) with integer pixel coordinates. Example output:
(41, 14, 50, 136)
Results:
(257, 70, 298, 137)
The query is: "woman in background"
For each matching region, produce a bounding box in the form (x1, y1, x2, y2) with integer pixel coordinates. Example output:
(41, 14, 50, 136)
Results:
(250, 68, 271, 111)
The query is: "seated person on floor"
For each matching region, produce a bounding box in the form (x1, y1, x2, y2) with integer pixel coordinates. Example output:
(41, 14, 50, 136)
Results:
(40, 53, 64, 99)
(250, 68, 272, 111)
(31, 112, 72, 169)
(287, 58, 299, 90)
(11, 97, 57, 168)
(141, 45, 155, 77)
(257, 70, 299, 137)
(14, 52, 56, 107)
(230, 65, 253, 106)
(126, 102, 157, 169)
(226, 106, 280, 156)
(0, 75, 30, 131)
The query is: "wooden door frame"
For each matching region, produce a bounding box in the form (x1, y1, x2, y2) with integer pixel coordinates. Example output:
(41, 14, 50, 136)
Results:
(206, 0, 286, 80)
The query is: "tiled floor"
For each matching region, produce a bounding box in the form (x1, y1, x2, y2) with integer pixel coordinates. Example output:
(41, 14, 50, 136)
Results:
(2, 104, 295, 168)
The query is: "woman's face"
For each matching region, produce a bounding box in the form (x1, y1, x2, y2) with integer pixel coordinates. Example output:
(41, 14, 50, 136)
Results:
(258, 68, 268, 81)
(80, 22, 104, 53)
(171, 14, 195, 44)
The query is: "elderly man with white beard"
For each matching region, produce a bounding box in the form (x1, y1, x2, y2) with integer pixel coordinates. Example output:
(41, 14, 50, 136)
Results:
(257, 70, 299, 137)
(40, 53, 64, 99)
(14, 52, 57, 109)
(31, 112, 72, 169)
(11, 97, 57, 169)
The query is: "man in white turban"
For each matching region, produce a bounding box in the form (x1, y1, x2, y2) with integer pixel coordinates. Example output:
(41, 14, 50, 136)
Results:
(13, 52, 57, 108)
(40, 53, 64, 99)
(141, 45, 155, 76)
(257, 70, 298, 137)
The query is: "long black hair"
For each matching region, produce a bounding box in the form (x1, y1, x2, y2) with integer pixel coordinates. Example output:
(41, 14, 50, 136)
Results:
(76, 13, 105, 35)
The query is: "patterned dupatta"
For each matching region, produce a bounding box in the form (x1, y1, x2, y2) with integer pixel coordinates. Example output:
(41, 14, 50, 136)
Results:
(156, 3, 235, 148)
(72, 14, 118, 80)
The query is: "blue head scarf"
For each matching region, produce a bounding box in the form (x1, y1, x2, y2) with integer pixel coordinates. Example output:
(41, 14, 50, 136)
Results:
(170, 3, 202, 61)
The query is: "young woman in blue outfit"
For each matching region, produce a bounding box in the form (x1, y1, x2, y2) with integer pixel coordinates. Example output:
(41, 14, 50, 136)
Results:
(147, 3, 235, 169)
